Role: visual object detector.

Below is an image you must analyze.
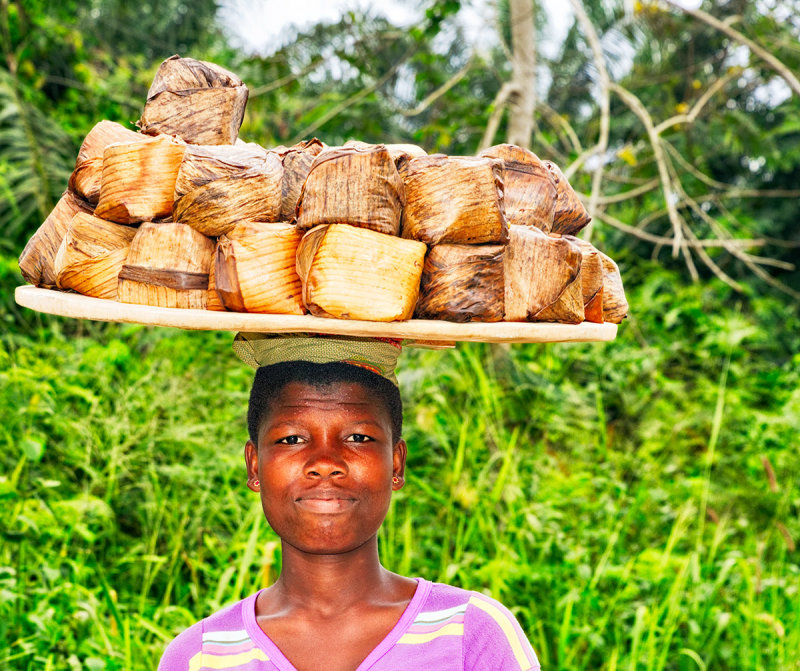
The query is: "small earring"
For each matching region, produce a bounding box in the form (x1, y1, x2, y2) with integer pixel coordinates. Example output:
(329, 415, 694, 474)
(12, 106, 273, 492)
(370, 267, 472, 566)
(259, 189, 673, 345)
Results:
(392, 476, 400, 485)
(253, 479, 260, 487)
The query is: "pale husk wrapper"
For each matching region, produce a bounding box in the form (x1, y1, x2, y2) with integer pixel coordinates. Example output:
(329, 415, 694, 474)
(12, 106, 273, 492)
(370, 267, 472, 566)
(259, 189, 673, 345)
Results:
(504, 225, 584, 323)
(19, 191, 94, 287)
(415, 244, 504, 322)
(280, 138, 325, 221)
(400, 155, 508, 245)
(138, 55, 248, 145)
(118, 222, 215, 309)
(174, 142, 269, 200)
(95, 134, 186, 224)
(214, 222, 305, 314)
(54, 213, 136, 299)
(173, 153, 283, 236)
(295, 144, 405, 236)
(296, 224, 426, 321)
(480, 143, 556, 233)
(70, 121, 145, 203)
(384, 143, 427, 163)
(565, 236, 604, 323)
(543, 160, 591, 235)
(599, 252, 628, 323)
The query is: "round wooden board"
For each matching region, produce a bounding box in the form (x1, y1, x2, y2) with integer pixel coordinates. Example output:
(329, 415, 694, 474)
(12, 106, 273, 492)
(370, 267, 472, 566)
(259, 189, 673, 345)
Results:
(15, 285, 618, 344)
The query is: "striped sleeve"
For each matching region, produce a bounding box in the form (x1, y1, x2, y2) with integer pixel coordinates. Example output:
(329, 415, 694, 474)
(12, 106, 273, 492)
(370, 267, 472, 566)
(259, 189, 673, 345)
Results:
(463, 593, 540, 671)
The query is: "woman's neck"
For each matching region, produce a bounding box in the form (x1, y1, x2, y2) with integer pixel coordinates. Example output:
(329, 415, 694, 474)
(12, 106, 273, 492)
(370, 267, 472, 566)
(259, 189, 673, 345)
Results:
(268, 536, 396, 616)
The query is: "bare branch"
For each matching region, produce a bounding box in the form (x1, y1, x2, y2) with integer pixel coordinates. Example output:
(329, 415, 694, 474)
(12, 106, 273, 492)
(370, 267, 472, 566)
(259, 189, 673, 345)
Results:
(654, 70, 738, 134)
(479, 81, 518, 151)
(611, 82, 686, 255)
(664, 141, 800, 198)
(593, 211, 774, 249)
(400, 56, 474, 117)
(661, 0, 800, 98)
(568, 0, 611, 243)
(288, 49, 413, 144)
(249, 58, 324, 97)
(537, 101, 583, 155)
(578, 178, 660, 204)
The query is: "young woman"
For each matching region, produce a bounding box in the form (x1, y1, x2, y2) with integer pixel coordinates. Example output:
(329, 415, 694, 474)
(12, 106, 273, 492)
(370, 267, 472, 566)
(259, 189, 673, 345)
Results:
(158, 334, 540, 671)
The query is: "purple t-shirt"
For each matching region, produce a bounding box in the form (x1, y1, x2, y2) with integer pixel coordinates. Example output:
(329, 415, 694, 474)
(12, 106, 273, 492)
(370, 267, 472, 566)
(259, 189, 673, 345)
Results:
(158, 579, 540, 670)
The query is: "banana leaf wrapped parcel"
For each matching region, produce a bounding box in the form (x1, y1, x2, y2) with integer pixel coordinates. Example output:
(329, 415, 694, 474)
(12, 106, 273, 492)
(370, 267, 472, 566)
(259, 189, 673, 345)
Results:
(137, 55, 248, 145)
(296, 224, 426, 321)
(214, 222, 305, 315)
(415, 244, 505, 322)
(400, 155, 508, 245)
(118, 222, 215, 309)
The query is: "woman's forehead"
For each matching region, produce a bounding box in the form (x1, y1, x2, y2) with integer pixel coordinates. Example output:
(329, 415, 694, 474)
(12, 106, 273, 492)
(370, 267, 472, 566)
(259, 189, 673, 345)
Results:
(265, 380, 390, 419)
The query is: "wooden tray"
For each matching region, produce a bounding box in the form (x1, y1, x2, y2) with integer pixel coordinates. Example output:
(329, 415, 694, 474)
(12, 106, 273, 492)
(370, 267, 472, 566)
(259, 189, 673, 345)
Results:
(15, 285, 618, 344)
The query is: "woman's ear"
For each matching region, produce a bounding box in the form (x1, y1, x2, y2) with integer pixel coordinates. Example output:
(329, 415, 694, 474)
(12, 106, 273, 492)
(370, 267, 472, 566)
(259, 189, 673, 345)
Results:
(392, 439, 407, 490)
(245, 440, 260, 492)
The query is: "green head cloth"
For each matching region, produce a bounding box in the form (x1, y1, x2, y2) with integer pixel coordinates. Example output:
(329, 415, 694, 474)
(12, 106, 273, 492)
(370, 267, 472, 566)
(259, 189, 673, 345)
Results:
(232, 333, 403, 387)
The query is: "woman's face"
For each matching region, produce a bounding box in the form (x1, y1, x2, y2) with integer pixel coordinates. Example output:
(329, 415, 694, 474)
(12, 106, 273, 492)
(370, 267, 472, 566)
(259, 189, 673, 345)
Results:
(245, 380, 406, 556)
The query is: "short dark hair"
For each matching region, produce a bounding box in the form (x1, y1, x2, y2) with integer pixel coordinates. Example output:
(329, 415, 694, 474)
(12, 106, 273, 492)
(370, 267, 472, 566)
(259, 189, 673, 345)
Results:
(247, 361, 403, 445)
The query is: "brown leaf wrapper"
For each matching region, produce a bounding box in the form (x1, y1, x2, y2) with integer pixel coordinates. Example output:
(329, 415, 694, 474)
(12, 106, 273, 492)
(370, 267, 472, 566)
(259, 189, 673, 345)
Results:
(504, 225, 584, 323)
(173, 142, 269, 200)
(214, 222, 305, 314)
(54, 212, 136, 299)
(599, 252, 628, 323)
(542, 160, 591, 235)
(18, 191, 94, 287)
(415, 244, 505, 322)
(296, 223, 427, 321)
(295, 144, 405, 236)
(138, 55, 248, 145)
(207, 256, 226, 311)
(173, 153, 283, 237)
(564, 236, 604, 323)
(118, 222, 215, 309)
(480, 143, 556, 233)
(400, 155, 508, 245)
(69, 121, 145, 203)
(280, 138, 325, 221)
(95, 134, 186, 224)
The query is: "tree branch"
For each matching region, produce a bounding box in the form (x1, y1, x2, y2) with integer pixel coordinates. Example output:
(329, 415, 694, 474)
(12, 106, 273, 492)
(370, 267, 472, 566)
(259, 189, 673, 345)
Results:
(611, 82, 685, 255)
(400, 55, 474, 117)
(478, 81, 518, 150)
(661, 0, 800, 98)
(568, 0, 611, 243)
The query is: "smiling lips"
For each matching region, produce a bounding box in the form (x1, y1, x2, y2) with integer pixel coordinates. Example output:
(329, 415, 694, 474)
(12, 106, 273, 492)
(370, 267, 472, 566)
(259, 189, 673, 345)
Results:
(295, 492, 357, 513)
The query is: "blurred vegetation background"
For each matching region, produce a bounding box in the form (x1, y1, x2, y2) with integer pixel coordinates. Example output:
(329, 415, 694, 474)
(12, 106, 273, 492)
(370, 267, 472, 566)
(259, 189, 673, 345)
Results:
(1, 0, 798, 669)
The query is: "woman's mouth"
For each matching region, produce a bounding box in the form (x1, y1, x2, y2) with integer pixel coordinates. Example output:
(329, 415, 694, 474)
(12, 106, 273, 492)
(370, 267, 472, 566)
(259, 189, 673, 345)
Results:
(295, 496, 357, 513)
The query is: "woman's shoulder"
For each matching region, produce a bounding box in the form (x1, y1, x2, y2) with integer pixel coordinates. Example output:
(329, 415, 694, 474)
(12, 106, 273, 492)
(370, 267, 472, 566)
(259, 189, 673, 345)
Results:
(157, 593, 264, 671)
(418, 581, 540, 671)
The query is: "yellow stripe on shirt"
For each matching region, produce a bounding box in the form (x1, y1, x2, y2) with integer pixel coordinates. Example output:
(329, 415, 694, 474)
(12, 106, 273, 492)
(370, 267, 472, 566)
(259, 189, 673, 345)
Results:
(188, 648, 270, 670)
(467, 596, 533, 670)
(397, 622, 464, 645)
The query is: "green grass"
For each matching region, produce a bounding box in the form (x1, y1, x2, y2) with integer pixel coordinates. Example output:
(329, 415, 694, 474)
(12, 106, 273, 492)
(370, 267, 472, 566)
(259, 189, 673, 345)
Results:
(1, 259, 798, 670)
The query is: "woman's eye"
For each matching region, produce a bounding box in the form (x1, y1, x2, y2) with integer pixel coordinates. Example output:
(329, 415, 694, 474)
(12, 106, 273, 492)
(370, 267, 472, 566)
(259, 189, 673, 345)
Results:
(276, 435, 305, 445)
(347, 434, 374, 443)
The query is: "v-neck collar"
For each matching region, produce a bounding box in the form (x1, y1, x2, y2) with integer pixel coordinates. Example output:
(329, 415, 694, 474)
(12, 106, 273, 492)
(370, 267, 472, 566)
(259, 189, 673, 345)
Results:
(242, 578, 431, 671)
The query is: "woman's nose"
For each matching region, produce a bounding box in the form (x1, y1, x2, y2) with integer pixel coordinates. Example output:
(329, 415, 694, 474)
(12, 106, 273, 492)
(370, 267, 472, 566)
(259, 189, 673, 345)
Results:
(304, 443, 348, 479)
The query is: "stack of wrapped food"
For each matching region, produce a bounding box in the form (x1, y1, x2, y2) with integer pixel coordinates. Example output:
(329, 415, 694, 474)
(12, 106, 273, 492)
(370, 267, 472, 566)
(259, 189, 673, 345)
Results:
(18, 55, 628, 325)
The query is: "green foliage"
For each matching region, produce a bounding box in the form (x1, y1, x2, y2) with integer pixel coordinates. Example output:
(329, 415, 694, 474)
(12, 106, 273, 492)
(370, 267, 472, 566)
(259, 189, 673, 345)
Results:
(2, 0, 800, 668)
(1, 253, 798, 669)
